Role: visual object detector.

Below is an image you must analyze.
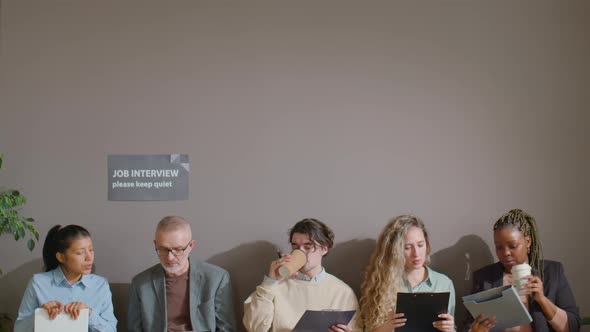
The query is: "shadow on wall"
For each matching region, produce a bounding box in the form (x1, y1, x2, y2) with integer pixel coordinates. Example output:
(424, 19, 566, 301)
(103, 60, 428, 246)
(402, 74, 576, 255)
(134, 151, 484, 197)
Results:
(323, 238, 377, 298)
(208, 241, 280, 332)
(0, 258, 44, 332)
(0, 259, 130, 332)
(430, 234, 494, 332)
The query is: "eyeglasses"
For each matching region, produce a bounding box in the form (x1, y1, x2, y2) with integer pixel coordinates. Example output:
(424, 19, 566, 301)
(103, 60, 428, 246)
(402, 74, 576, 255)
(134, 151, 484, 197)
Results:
(292, 243, 318, 253)
(155, 240, 192, 257)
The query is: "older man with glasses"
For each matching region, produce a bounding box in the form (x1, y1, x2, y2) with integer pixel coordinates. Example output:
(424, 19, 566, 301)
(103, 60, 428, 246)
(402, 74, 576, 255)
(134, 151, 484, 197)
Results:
(128, 216, 237, 332)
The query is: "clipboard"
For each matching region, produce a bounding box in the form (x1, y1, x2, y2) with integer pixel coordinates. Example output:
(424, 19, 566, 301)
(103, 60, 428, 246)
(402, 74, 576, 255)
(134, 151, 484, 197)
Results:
(291, 309, 356, 332)
(395, 292, 450, 332)
(34, 308, 89, 332)
(463, 285, 532, 331)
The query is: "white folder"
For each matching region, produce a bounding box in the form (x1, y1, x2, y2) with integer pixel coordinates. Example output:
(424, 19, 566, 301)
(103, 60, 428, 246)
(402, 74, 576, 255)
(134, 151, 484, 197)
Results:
(463, 285, 532, 332)
(34, 308, 89, 332)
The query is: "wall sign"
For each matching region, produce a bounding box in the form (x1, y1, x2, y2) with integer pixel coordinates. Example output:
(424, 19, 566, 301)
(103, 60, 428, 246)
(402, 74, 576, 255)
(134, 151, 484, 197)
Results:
(108, 154, 189, 201)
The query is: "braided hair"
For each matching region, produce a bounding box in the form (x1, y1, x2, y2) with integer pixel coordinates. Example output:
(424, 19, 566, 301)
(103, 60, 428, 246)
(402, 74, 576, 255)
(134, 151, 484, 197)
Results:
(493, 209, 544, 280)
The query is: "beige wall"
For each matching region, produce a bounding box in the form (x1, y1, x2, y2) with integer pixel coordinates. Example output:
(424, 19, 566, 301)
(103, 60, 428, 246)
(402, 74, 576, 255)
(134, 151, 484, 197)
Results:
(1, 1, 588, 331)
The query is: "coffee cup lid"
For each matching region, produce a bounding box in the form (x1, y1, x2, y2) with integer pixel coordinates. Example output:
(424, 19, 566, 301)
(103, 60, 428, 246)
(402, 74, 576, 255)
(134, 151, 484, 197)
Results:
(511, 263, 531, 271)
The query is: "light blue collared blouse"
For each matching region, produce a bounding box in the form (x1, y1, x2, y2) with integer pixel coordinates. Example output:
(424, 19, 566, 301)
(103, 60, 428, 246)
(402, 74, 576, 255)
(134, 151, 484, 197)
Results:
(402, 266, 456, 316)
(14, 266, 117, 332)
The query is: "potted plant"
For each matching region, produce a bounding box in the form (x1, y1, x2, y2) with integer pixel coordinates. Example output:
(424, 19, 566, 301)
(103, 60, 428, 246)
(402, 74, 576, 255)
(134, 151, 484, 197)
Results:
(0, 153, 39, 332)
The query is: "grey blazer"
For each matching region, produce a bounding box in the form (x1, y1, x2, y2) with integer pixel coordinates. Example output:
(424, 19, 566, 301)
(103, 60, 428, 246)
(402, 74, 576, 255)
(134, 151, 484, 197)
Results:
(128, 259, 237, 332)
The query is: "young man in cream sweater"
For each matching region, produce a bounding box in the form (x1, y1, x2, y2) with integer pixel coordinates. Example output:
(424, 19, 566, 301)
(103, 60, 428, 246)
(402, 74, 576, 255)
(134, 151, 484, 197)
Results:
(243, 218, 361, 332)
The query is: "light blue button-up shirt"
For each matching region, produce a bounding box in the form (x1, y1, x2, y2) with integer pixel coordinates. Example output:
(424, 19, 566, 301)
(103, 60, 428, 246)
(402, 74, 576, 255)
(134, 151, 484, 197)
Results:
(401, 266, 456, 316)
(14, 266, 117, 332)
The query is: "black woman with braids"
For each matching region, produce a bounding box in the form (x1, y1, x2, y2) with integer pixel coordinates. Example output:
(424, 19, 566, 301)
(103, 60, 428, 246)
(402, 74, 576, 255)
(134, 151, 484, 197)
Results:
(465, 209, 580, 332)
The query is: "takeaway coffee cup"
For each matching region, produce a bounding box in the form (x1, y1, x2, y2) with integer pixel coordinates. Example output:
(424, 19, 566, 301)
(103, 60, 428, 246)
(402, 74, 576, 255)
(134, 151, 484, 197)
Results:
(511, 263, 532, 295)
(278, 249, 307, 279)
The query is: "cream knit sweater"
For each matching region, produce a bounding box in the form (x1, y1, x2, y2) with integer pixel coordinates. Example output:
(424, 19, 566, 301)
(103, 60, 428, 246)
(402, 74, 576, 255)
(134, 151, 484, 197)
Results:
(243, 273, 361, 332)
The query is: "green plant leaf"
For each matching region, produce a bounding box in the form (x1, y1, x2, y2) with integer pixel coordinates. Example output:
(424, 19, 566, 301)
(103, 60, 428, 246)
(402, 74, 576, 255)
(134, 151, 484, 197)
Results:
(27, 238, 35, 251)
(0, 154, 38, 269)
(17, 224, 25, 240)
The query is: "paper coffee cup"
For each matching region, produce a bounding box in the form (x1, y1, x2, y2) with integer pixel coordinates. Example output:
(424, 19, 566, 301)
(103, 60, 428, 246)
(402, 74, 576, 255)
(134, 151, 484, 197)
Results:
(511, 263, 532, 295)
(278, 248, 307, 279)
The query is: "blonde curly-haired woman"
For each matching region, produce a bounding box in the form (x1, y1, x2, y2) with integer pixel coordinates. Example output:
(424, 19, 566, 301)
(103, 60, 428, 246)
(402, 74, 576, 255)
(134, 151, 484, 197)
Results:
(360, 215, 456, 332)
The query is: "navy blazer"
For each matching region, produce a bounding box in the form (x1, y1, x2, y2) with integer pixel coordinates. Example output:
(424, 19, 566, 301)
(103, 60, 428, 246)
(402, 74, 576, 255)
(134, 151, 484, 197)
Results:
(128, 258, 237, 332)
(463, 260, 580, 332)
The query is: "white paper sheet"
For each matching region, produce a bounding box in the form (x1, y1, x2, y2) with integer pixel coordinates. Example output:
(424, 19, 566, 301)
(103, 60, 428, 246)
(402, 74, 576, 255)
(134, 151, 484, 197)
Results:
(34, 308, 88, 332)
